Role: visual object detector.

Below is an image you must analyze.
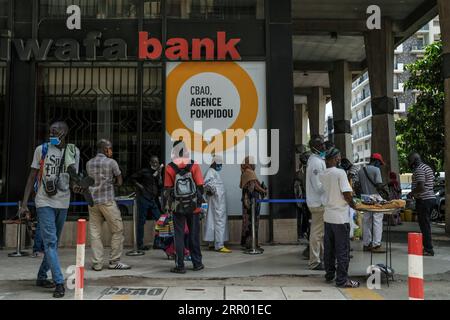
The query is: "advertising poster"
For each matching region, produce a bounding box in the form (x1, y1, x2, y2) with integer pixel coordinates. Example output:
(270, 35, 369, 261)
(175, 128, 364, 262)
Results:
(166, 61, 268, 215)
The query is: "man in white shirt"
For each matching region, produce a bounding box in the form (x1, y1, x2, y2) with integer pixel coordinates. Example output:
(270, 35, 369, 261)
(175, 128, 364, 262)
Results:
(306, 135, 327, 270)
(320, 147, 360, 288)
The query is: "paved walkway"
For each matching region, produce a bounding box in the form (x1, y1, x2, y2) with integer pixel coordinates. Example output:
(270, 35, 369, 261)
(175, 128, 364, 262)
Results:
(1, 229, 450, 300)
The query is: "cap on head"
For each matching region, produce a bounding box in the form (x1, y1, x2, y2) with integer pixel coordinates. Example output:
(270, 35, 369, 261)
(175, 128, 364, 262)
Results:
(309, 134, 325, 150)
(325, 147, 341, 160)
(371, 153, 385, 165)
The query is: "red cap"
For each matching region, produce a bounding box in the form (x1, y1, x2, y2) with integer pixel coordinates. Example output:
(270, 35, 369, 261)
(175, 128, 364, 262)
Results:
(371, 153, 385, 165)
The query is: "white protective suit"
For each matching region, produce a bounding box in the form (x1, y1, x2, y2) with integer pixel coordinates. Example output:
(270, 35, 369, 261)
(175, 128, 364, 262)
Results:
(203, 166, 229, 250)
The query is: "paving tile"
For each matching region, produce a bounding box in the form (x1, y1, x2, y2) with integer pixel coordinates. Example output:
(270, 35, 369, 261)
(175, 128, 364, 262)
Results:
(225, 286, 286, 300)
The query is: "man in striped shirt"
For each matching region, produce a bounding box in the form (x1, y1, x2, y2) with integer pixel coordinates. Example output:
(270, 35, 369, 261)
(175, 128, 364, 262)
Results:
(409, 152, 435, 256)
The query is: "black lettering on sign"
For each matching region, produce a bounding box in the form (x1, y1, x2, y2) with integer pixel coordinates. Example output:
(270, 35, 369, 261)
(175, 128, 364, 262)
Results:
(147, 288, 164, 296)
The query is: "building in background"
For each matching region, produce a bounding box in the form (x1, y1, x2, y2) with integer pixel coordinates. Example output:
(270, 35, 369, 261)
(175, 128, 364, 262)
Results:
(349, 17, 441, 165)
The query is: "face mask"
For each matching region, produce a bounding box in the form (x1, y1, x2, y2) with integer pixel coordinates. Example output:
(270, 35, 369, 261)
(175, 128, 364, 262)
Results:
(49, 136, 61, 146)
(319, 151, 326, 159)
(215, 165, 222, 172)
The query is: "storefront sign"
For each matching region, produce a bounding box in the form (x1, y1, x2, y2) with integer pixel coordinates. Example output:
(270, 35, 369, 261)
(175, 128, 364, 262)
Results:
(0, 31, 241, 62)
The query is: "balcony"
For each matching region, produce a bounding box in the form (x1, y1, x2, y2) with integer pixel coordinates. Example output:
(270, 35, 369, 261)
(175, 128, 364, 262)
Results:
(352, 73, 369, 90)
(351, 111, 372, 125)
(394, 63, 404, 73)
(411, 45, 426, 53)
(394, 83, 404, 93)
(352, 130, 372, 142)
(394, 102, 406, 113)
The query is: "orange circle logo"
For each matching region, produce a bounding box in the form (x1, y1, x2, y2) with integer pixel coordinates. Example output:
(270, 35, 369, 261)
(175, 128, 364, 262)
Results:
(166, 62, 259, 153)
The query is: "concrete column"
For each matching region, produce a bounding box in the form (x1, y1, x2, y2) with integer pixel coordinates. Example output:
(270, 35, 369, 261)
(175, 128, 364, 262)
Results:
(364, 19, 399, 181)
(266, 0, 296, 226)
(307, 87, 326, 137)
(329, 60, 353, 159)
(438, 0, 450, 232)
(294, 103, 308, 146)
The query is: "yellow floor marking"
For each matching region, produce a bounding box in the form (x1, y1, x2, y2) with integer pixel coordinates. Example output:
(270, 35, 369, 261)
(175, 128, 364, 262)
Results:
(342, 288, 384, 300)
(112, 295, 130, 300)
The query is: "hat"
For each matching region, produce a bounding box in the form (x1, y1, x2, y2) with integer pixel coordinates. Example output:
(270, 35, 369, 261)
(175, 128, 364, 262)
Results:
(325, 147, 341, 160)
(371, 153, 385, 165)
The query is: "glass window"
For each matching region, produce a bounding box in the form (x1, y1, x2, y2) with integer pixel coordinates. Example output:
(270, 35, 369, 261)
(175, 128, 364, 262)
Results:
(0, 63, 6, 196)
(40, 0, 154, 19)
(36, 62, 163, 219)
(167, 0, 264, 20)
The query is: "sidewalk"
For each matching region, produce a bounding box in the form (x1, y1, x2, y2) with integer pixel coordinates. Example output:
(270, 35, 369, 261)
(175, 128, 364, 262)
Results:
(1, 237, 450, 300)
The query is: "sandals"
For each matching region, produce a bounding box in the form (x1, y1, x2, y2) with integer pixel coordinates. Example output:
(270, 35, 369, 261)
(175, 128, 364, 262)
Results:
(337, 279, 360, 288)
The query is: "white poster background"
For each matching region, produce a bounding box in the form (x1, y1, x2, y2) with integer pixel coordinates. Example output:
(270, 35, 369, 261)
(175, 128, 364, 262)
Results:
(165, 62, 268, 215)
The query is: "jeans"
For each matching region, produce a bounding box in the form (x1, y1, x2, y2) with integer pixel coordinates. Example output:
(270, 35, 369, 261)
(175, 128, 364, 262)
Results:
(173, 212, 202, 269)
(416, 199, 435, 252)
(33, 221, 44, 253)
(137, 196, 162, 248)
(324, 222, 351, 286)
(36, 207, 68, 285)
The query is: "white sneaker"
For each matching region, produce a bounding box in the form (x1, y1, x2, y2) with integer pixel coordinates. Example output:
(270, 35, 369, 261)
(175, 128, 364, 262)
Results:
(108, 262, 131, 270)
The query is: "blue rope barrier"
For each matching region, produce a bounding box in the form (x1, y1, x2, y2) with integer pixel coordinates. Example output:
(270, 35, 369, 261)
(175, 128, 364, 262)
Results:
(0, 200, 135, 207)
(257, 199, 306, 203)
(0, 202, 19, 207)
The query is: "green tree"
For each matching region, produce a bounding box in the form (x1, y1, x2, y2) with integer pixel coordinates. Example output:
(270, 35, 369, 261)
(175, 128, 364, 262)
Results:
(395, 41, 444, 174)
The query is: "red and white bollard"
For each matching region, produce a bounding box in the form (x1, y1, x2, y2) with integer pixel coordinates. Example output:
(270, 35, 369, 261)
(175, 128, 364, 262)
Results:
(75, 219, 86, 300)
(408, 233, 424, 300)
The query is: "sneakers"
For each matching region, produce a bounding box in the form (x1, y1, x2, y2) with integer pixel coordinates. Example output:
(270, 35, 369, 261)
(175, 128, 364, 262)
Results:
(36, 279, 56, 288)
(193, 264, 205, 271)
(31, 251, 43, 258)
(371, 245, 386, 253)
(53, 284, 65, 298)
(108, 262, 131, 270)
(337, 279, 360, 288)
(170, 267, 186, 274)
(216, 247, 232, 253)
(423, 250, 435, 256)
(92, 264, 103, 271)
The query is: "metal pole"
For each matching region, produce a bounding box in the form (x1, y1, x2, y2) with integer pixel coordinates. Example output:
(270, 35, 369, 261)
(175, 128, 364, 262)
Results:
(8, 202, 29, 257)
(126, 199, 144, 256)
(244, 197, 263, 255)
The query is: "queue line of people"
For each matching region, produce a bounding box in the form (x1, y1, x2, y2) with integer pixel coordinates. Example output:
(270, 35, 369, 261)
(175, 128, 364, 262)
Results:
(18, 121, 269, 298)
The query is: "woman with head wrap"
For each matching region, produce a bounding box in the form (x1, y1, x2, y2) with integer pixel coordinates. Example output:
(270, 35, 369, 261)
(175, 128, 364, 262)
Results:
(240, 156, 267, 250)
(203, 154, 231, 253)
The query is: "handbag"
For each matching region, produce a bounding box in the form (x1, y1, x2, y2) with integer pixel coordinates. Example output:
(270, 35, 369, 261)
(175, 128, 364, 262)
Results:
(43, 146, 67, 197)
(363, 167, 390, 200)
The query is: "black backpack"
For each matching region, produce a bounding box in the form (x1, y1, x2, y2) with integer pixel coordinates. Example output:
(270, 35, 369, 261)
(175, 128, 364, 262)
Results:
(168, 160, 197, 213)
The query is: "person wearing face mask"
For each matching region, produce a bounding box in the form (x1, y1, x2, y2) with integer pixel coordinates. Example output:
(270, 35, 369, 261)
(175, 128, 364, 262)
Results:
(203, 154, 231, 253)
(408, 152, 435, 256)
(131, 155, 163, 250)
(305, 134, 327, 270)
(86, 139, 131, 271)
(18, 121, 80, 298)
(358, 153, 386, 254)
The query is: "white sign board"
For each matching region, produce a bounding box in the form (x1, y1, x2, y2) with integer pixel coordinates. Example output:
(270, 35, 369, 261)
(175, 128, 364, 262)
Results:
(165, 61, 268, 215)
